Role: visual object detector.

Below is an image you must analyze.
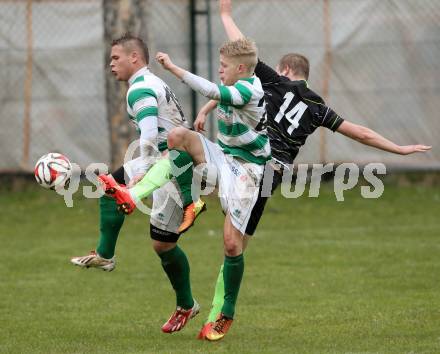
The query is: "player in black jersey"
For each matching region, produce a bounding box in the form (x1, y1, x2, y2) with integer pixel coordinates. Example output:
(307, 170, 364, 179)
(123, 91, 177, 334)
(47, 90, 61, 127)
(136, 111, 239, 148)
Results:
(195, 0, 432, 340)
(255, 58, 343, 168)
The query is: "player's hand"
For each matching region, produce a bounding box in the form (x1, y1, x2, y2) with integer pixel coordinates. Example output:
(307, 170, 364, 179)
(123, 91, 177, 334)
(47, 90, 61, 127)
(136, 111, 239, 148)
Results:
(128, 173, 145, 188)
(156, 52, 173, 71)
(219, 0, 232, 16)
(399, 144, 432, 155)
(194, 111, 207, 132)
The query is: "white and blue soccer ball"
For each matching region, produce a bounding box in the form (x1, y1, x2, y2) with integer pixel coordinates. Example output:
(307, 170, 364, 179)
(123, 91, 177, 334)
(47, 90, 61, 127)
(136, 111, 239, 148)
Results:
(34, 153, 72, 190)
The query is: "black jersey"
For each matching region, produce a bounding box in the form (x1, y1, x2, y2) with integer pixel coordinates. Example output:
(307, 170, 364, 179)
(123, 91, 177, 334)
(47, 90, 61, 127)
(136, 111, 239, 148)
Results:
(255, 60, 344, 167)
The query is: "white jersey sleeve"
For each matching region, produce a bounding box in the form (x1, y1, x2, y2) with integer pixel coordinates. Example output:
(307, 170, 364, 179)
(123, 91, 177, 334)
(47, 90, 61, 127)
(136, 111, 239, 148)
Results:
(127, 85, 160, 176)
(182, 71, 255, 108)
(127, 86, 159, 123)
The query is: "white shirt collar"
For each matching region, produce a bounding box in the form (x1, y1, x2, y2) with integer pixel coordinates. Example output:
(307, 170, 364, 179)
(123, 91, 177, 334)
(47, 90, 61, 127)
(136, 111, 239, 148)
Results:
(128, 66, 150, 86)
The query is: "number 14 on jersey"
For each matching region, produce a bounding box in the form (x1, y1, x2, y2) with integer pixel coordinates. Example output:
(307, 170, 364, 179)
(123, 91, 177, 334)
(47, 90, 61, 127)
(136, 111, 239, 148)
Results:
(274, 92, 307, 135)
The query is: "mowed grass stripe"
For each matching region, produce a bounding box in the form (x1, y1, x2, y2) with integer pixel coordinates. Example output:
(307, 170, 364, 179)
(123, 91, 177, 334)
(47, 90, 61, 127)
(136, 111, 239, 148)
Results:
(0, 182, 439, 354)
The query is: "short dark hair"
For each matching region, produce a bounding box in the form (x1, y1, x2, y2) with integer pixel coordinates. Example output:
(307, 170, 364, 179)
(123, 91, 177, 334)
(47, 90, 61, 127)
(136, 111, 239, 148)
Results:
(112, 33, 149, 64)
(278, 53, 309, 80)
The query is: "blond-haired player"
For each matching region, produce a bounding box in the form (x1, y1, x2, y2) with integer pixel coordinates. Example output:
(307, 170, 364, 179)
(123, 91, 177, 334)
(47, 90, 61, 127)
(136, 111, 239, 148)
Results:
(148, 36, 270, 340)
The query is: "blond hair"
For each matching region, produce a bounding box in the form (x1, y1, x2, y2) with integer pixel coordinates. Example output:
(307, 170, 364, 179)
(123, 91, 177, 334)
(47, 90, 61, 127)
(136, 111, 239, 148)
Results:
(219, 37, 258, 73)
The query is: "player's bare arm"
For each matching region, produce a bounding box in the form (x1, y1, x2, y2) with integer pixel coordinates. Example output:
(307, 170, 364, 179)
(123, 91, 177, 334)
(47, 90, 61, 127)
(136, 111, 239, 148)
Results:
(337, 121, 431, 155)
(194, 100, 218, 132)
(219, 0, 245, 41)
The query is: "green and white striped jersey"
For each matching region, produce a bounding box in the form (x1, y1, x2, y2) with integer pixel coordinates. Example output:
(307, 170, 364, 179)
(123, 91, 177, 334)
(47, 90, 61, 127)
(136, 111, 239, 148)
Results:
(216, 76, 271, 165)
(127, 67, 186, 152)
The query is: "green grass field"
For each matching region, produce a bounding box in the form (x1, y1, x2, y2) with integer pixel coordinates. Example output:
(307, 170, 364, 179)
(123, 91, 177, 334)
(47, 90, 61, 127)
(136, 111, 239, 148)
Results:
(1, 181, 439, 354)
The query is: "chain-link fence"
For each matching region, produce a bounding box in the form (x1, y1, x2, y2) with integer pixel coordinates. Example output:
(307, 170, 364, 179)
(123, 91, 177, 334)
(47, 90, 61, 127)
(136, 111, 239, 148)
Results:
(0, 0, 109, 172)
(1, 0, 439, 172)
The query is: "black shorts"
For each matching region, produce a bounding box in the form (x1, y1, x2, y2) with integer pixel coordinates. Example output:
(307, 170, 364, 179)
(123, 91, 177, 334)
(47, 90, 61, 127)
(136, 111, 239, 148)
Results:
(245, 164, 283, 236)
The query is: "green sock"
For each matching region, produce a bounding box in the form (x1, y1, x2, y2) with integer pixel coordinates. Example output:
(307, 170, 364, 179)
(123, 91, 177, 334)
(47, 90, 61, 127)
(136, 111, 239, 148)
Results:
(159, 246, 194, 309)
(169, 149, 194, 207)
(96, 195, 125, 259)
(222, 254, 244, 318)
(130, 158, 172, 201)
(207, 265, 225, 323)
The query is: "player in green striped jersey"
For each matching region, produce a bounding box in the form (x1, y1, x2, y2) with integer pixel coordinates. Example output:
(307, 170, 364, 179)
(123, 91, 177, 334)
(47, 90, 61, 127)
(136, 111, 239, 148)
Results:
(153, 36, 270, 341)
(71, 34, 204, 333)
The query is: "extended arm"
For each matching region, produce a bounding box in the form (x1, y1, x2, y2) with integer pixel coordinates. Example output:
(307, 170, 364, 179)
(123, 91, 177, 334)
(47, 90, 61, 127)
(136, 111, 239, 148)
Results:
(156, 52, 220, 98)
(220, 0, 245, 41)
(219, 0, 280, 84)
(337, 121, 431, 155)
(156, 52, 252, 106)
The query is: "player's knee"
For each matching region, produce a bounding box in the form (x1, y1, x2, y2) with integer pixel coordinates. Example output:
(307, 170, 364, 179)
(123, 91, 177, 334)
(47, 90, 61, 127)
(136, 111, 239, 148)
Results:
(223, 235, 242, 256)
(152, 240, 176, 254)
(167, 126, 187, 149)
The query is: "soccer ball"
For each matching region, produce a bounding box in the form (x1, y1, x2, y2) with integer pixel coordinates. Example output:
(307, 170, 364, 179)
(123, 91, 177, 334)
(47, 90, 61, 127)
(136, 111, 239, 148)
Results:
(34, 153, 72, 190)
